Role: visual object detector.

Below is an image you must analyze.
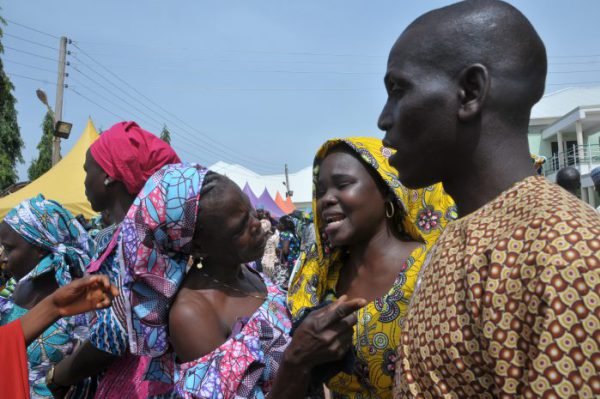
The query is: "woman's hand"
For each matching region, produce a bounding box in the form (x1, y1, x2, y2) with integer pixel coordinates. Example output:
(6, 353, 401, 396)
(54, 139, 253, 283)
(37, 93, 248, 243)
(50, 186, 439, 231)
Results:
(285, 295, 367, 370)
(51, 275, 119, 317)
(269, 295, 367, 399)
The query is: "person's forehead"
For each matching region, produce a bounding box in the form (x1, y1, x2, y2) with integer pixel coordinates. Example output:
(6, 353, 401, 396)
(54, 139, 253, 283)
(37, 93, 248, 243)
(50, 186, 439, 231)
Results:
(0, 223, 19, 245)
(320, 151, 363, 175)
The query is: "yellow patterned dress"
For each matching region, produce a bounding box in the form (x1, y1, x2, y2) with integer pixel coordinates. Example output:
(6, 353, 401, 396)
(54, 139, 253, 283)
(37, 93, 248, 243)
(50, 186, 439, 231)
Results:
(287, 137, 456, 399)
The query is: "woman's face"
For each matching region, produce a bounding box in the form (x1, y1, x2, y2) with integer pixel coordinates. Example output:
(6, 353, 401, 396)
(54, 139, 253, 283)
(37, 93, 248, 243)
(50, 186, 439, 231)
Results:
(316, 149, 387, 247)
(192, 181, 268, 264)
(0, 222, 47, 281)
(83, 150, 110, 212)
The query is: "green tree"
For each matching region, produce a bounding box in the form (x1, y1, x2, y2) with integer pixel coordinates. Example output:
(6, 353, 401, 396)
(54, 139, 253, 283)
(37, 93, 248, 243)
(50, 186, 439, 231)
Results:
(28, 111, 54, 180)
(0, 15, 24, 190)
(160, 124, 171, 144)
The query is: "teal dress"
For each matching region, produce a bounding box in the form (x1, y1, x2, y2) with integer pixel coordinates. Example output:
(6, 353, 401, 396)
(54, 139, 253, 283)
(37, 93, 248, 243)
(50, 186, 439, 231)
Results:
(0, 295, 91, 398)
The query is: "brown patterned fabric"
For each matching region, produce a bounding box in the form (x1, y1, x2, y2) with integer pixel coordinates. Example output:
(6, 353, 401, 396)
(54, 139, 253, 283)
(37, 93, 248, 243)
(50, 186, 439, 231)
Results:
(394, 176, 600, 398)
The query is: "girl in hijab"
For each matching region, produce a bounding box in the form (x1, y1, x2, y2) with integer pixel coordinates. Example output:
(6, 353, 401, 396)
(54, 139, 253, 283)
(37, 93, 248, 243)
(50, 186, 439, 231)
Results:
(288, 137, 456, 399)
(0, 195, 95, 398)
(50, 121, 180, 397)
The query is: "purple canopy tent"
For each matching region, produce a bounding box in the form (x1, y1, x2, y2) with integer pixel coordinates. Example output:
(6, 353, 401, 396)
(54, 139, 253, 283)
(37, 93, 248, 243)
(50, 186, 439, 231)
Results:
(242, 182, 259, 208)
(256, 188, 285, 218)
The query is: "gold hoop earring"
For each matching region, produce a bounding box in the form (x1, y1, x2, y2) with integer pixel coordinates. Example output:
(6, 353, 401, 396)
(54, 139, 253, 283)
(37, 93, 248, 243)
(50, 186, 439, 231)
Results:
(385, 201, 395, 219)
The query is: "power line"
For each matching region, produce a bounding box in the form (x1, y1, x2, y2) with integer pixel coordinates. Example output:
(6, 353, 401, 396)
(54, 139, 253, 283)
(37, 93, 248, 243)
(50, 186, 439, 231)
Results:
(67, 70, 270, 170)
(549, 69, 600, 74)
(3, 46, 57, 62)
(3, 58, 56, 74)
(70, 48, 282, 171)
(4, 19, 60, 40)
(70, 42, 282, 171)
(6, 72, 53, 85)
(68, 87, 126, 120)
(548, 53, 600, 59)
(547, 80, 600, 87)
(70, 85, 227, 164)
(3, 33, 58, 51)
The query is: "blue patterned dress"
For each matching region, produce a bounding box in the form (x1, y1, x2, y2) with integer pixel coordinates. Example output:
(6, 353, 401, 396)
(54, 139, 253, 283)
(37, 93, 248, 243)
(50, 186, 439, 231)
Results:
(0, 298, 90, 398)
(0, 195, 95, 398)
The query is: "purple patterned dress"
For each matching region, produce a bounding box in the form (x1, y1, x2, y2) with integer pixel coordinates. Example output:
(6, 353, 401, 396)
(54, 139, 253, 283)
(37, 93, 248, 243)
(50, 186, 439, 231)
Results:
(147, 274, 292, 399)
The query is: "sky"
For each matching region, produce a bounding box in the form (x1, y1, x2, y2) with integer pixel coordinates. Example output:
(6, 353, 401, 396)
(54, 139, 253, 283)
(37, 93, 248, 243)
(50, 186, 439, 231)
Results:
(3, 0, 600, 182)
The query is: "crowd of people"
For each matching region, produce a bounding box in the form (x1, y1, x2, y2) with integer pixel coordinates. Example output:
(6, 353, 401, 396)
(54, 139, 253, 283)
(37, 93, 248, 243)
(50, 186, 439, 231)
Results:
(0, 1, 598, 398)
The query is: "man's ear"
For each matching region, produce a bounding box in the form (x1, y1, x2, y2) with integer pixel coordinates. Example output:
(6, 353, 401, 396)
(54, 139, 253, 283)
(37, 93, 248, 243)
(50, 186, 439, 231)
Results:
(457, 63, 489, 122)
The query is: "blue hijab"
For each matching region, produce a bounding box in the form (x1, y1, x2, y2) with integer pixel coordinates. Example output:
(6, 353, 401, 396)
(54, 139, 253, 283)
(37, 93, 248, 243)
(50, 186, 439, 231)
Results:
(4, 194, 93, 286)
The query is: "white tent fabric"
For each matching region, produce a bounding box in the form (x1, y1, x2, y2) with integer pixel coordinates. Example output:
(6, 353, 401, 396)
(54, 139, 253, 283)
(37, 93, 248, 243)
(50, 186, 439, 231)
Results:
(208, 161, 312, 206)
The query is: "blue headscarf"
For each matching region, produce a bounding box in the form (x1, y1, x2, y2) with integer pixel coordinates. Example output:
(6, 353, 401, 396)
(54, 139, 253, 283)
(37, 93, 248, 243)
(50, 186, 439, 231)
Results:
(4, 194, 93, 286)
(591, 166, 600, 185)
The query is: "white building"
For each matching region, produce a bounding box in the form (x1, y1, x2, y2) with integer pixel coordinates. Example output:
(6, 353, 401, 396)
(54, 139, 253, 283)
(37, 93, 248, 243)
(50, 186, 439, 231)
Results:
(528, 86, 600, 206)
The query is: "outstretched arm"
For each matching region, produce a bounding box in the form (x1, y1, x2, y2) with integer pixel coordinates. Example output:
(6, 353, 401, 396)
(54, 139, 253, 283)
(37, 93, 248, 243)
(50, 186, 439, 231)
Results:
(20, 275, 118, 345)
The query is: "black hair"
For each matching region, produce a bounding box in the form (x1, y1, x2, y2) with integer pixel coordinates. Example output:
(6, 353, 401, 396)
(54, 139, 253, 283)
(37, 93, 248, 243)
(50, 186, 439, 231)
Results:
(556, 166, 581, 193)
(194, 171, 234, 233)
(278, 215, 296, 233)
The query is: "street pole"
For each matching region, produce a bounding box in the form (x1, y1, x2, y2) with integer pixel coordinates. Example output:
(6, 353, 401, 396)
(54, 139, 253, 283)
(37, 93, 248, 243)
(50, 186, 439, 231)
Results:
(52, 36, 67, 166)
(284, 163, 292, 198)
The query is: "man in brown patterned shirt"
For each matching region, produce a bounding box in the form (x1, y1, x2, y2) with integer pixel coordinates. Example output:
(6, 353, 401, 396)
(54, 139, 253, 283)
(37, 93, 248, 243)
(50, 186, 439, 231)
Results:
(378, 0, 600, 398)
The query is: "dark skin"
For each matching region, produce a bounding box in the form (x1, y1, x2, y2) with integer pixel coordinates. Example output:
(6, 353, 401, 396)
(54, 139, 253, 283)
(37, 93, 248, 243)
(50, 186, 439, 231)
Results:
(379, 0, 547, 216)
(0, 222, 56, 310)
(83, 149, 135, 224)
(170, 177, 366, 398)
(316, 148, 420, 303)
(51, 150, 138, 392)
(555, 166, 581, 196)
(170, 182, 269, 360)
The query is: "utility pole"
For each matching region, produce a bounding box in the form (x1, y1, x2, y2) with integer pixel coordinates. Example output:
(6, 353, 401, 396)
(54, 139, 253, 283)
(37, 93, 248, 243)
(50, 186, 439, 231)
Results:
(284, 163, 293, 198)
(52, 36, 67, 165)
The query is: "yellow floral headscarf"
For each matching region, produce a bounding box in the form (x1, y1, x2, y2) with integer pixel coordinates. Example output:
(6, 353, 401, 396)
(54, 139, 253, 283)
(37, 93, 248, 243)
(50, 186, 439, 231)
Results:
(288, 137, 456, 399)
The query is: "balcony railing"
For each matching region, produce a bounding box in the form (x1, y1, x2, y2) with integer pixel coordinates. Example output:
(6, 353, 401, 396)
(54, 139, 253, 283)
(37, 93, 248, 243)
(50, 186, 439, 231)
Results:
(544, 143, 600, 176)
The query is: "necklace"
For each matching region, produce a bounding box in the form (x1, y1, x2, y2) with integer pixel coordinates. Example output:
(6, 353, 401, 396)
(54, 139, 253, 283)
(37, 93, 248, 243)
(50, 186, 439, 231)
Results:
(200, 271, 268, 301)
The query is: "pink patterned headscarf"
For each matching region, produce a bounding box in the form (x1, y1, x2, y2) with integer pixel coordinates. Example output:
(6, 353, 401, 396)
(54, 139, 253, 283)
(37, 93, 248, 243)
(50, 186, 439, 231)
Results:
(90, 121, 181, 195)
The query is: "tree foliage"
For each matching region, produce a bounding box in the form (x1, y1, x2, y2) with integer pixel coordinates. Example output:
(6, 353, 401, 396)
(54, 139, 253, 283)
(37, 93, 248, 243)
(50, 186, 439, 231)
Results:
(28, 111, 54, 181)
(0, 15, 25, 190)
(160, 124, 171, 144)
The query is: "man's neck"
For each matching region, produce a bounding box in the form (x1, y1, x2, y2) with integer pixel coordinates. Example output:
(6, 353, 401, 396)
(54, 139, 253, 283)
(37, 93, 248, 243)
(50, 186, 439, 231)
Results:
(443, 141, 535, 217)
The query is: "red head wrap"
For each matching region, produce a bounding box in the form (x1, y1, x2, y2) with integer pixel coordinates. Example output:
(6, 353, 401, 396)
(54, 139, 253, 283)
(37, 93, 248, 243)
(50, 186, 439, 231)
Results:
(90, 121, 181, 195)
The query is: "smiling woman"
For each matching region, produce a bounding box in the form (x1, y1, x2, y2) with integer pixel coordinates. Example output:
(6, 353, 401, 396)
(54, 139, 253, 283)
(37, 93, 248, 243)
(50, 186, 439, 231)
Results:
(288, 137, 456, 399)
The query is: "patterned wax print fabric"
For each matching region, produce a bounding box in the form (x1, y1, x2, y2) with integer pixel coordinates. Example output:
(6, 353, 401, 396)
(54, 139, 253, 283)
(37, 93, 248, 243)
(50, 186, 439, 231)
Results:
(87, 224, 129, 356)
(92, 163, 208, 359)
(4, 194, 93, 286)
(278, 231, 301, 267)
(0, 195, 94, 398)
(147, 272, 292, 399)
(261, 231, 280, 278)
(287, 137, 456, 399)
(0, 299, 91, 398)
(395, 176, 600, 398)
